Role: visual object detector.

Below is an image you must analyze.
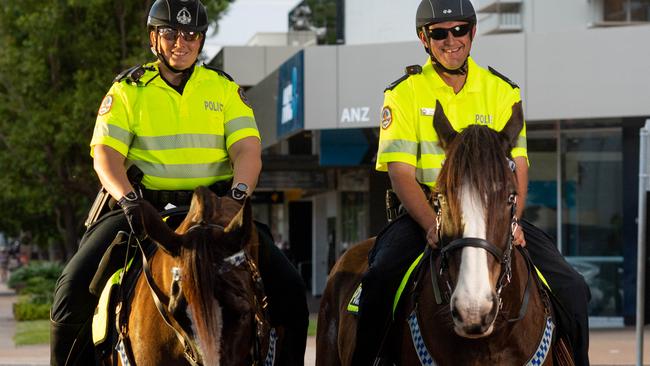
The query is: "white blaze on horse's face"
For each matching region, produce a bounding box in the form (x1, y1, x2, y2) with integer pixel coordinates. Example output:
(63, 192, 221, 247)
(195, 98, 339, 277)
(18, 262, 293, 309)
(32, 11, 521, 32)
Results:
(450, 182, 498, 338)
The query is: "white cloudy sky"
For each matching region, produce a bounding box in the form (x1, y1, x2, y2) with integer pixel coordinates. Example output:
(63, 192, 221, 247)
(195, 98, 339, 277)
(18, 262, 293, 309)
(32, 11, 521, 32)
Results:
(203, 0, 303, 59)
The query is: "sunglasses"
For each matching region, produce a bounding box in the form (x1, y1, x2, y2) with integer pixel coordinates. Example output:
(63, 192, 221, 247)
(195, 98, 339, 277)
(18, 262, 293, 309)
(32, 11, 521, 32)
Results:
(427, 23, 472, 41)
(157, 28, 203, 42)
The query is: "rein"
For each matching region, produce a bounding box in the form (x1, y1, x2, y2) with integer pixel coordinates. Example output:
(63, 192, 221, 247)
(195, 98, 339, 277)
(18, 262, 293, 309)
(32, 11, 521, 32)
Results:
(135, 234, 202, 366)
(431, 192, 533, 322)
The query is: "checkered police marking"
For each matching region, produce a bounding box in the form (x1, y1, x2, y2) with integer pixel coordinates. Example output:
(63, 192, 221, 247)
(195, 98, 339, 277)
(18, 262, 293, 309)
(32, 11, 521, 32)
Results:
(264, 328, 278, 366)
(526, 316, 555, 366)
(116, 339, 132, 366)
(407, 312, 554, 365)
(407, 311, 437, 366)
(224, 250, 246, 267)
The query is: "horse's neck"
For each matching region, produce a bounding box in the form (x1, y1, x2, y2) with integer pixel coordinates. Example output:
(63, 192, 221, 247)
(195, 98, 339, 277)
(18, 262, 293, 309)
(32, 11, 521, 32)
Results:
(246, 226, 260, 264)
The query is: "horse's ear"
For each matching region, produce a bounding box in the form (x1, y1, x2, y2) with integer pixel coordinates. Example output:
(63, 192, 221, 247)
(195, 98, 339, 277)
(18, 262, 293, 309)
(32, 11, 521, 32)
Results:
(187, 186, 217, 224)
(224, 198, 252, 243)
(498, 101, 524, 153)
(140, 200, 182, 256)
(433, 100, 457, 150)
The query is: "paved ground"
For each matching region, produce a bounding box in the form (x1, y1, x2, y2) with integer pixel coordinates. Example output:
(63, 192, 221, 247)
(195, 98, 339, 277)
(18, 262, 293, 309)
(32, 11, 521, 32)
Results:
(0, 281, 647, 365)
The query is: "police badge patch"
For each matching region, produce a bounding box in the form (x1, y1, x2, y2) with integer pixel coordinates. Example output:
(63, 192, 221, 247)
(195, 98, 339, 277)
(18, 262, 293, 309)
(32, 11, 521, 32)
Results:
(238, 87, 252, 108)
(381, 106, 392, 129)
(98, 95, 113, 116)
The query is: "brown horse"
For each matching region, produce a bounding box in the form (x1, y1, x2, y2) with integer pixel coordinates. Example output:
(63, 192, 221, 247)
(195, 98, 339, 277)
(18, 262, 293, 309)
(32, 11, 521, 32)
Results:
(317, 102, 573, 365)
(103, 187, 272, 366)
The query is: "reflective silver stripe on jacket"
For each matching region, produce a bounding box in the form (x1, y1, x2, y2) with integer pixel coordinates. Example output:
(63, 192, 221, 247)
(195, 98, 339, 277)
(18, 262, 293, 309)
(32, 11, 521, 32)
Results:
(130, 160, 233, 178)
(131, 134, 225, 151)
(225, 116, 257, 136)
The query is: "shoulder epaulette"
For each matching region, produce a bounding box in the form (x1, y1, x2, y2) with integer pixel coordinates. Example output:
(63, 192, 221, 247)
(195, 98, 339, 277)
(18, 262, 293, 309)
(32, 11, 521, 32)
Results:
(204, 65, 234, 81)
(113, 65, 148, 84)
(384, 65, 422, 92)
(488, 66, 519, 89)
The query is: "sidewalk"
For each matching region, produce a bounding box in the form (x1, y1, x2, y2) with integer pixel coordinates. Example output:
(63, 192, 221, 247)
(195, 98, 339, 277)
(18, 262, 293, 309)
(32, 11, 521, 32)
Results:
(0, 280, 647, 365)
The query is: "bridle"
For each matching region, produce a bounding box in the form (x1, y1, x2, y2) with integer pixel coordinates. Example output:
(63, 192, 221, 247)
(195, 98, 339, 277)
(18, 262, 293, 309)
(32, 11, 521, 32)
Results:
(136, 221, 270, 366)
(431, 191, 533, 322)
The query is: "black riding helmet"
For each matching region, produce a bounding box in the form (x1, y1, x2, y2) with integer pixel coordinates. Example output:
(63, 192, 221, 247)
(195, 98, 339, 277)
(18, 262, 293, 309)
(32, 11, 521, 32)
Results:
(147, 0, 208, 73)
(415, 0, 476, 75)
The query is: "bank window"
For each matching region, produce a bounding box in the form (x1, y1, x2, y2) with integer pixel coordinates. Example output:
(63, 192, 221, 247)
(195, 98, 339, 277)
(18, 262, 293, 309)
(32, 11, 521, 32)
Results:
(527, 120, 624, 318)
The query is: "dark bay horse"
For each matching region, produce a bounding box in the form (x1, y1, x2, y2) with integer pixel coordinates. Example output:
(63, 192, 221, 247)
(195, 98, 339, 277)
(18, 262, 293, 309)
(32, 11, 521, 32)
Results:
(317, 102, 573, 365)
(104, 187, 271, 366)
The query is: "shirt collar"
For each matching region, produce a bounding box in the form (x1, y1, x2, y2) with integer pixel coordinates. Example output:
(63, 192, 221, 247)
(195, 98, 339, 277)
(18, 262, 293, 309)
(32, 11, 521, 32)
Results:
(422, 56, 482, 93)
(148, 62, 198, 92)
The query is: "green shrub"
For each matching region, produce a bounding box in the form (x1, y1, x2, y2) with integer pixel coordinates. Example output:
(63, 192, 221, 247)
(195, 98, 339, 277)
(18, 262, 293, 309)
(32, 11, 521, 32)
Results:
(7, 261, 63, 293)
(8, 261, 63, 321)
(13, 301, 51, 321)
(21, 277, 57, 304)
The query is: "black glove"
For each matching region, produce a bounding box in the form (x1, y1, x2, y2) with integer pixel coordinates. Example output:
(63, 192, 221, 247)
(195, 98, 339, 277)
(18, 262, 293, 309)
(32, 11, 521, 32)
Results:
(117, 191, 146, 239)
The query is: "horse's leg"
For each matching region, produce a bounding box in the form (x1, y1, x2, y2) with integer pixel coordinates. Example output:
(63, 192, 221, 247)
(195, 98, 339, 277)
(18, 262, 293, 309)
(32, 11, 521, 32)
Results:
(316, 276, 341, 366)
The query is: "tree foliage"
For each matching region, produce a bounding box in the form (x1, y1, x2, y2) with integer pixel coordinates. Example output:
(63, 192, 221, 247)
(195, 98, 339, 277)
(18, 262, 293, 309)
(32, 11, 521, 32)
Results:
(293, 0, 340, 45)
(0, 0, 233, 260)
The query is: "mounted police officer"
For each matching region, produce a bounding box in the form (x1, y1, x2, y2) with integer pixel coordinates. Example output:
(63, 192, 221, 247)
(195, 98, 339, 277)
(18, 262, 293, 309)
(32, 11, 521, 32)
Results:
(352, 0, 591, 364)
(50, 1, 308, 364)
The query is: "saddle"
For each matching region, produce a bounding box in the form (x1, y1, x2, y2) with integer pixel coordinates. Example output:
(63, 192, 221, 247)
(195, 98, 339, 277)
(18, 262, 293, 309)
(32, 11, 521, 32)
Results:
(90, 207, 189, 361)
(90, 231, 156, 360)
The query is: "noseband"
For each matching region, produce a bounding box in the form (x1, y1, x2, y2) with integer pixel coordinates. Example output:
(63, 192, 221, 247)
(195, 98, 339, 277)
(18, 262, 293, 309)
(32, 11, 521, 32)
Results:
(432, 192, 531, 321)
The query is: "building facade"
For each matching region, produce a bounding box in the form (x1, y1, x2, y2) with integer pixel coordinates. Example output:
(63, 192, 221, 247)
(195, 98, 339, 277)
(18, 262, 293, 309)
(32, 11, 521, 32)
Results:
(214, 0, 650, 325)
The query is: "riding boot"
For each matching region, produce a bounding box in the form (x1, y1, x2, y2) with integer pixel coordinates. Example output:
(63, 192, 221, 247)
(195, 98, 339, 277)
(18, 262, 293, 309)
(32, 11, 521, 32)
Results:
(50, 319, 96, 366)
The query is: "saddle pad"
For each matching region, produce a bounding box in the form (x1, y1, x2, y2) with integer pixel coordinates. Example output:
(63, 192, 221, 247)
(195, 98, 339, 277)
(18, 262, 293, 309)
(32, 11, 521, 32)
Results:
(92, 267, 124, 345)
(92, 256, 135, 346)
(346, 252, 425, 316)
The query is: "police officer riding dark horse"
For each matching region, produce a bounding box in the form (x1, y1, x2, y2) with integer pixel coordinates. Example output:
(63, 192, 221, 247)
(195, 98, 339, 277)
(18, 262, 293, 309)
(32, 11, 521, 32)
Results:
(50, 1, 308, 364)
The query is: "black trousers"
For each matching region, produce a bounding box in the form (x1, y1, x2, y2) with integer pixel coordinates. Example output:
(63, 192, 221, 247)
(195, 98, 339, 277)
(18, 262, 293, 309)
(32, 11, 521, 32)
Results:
(352, 215, 590, 366)
(51, 209, 308, 365)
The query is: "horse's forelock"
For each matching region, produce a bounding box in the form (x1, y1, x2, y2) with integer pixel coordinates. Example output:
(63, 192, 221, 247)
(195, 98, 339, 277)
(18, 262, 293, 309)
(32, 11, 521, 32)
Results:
(437, 126, 515, 240)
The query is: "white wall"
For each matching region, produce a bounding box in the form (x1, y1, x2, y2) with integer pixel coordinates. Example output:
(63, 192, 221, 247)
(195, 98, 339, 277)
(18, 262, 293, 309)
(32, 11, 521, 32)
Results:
(347, 0, 599, 43)
(525, 0, 590, 34)
(345, 0, 421, 45)
(525, 25, 650, 120)
(221, 46, 302, 86)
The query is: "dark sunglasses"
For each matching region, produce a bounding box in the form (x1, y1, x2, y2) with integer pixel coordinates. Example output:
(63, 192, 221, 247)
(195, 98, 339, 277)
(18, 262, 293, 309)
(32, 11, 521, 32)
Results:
(158, 28, 203, 42)
(427, 23, 472, 41)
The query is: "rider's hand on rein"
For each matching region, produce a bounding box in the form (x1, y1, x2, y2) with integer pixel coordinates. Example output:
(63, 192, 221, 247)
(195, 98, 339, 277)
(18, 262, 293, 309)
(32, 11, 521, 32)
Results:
(512, 222, 526, 247)
(118, 191, 147, 240)
(426, 224, 438, 247)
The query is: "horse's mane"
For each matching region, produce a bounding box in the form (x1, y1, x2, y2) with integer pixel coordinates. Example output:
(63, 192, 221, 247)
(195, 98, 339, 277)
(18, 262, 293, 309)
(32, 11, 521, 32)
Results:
(436, 125, 516, 241)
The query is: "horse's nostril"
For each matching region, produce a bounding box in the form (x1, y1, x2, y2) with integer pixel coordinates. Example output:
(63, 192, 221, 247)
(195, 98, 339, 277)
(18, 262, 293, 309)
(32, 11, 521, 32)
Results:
(451, 306, 462, 322)
(465, 324, 483, 335)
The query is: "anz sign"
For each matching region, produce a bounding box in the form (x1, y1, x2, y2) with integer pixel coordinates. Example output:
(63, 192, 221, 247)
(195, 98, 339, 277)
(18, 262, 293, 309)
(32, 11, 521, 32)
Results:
(340, 107, 371, 124)
(277, 51, 304, 138)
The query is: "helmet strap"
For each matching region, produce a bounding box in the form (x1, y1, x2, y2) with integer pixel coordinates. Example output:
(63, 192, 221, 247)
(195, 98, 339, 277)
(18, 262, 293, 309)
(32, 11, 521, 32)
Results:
(431, 54, 468, 75)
